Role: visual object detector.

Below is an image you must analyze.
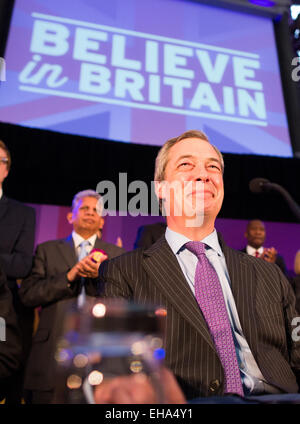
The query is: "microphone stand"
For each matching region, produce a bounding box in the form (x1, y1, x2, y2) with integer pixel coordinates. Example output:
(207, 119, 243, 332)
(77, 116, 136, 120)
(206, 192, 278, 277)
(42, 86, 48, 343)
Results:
(257, 181, 300, 222)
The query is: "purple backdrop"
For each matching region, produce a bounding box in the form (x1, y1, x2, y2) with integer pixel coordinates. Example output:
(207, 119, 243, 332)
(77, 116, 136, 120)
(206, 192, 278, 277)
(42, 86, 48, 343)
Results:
(1, 0, 292, 157)
(29, 203, 300, 274)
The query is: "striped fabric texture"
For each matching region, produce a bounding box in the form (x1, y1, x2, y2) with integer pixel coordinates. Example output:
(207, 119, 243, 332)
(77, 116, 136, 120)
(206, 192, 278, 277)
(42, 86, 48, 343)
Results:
(98, 234, 300, 400)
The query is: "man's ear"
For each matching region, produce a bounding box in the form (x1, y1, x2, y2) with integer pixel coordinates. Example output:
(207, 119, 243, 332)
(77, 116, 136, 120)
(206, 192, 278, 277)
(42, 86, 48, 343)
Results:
(67, 211, 73, 225)
(155, 180, 164, 201)
(99, 217, 104, 230)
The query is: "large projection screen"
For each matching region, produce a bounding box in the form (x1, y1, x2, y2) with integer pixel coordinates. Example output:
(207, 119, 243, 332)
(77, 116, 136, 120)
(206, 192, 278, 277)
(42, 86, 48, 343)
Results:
(0, 0, 293, 157)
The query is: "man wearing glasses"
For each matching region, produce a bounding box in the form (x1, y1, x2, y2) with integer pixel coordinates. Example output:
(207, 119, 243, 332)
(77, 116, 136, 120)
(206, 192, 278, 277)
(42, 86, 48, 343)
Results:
(0, 140, 36, 403)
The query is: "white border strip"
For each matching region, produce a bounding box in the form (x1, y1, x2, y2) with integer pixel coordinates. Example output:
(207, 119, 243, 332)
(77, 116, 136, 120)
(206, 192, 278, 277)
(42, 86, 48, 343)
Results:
(19, 85, 267, 127)
(32, 12, 260, 59)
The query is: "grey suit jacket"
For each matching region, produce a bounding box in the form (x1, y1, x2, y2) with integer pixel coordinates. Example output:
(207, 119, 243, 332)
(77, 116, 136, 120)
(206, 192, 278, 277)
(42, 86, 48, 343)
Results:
(98, 234, 300, 400)
(19, 235, 125, 391)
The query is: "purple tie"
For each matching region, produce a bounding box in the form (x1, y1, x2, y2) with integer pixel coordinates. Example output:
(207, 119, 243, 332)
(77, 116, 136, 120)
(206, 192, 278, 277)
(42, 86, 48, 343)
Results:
(185, 241, 244, 396)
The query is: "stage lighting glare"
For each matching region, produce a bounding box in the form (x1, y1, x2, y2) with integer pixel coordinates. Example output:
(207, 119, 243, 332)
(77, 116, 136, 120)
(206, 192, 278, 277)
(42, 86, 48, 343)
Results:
(88, 370, 103, 386)
(73, 353, 89, 368)
(92, 303, 106, 318)
(248, 0, 275, 7)
(291, 5, 300, 19)
(130, 360, 143, 373)
(66, 374, 82, 390)
(131, 341, 147, 355)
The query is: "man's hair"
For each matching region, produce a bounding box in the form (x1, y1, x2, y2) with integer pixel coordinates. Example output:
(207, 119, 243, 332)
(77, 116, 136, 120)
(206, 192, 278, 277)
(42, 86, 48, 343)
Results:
(246, 219, 265, 232)
(71, 189, 101, 211)
(0, 140, 11, 172)
(154, 130, 224, 182)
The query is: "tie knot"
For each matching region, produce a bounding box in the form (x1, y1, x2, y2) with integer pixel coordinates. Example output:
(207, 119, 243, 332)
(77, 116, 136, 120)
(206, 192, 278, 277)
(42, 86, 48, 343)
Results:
(78, 240, 91, 261)
(185, 241, 206, 258)
(80, 240, 90, 249)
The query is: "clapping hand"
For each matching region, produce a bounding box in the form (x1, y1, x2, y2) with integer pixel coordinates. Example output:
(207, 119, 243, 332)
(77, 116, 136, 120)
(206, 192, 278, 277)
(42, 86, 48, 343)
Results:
(67, 251, 108, 282)
(261, 247, 277, 264)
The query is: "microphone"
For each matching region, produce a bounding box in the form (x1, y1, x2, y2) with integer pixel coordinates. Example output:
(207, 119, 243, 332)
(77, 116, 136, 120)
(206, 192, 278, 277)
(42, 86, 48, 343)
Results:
(249, 177, 300, 221)
(249, 177, 273, 193)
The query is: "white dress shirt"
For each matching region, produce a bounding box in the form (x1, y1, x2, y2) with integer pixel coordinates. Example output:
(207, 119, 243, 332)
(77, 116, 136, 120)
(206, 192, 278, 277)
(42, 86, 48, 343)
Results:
(246, 245, 264, 257)
(72, 231, 97, 258)
(165, 227, 279, 395)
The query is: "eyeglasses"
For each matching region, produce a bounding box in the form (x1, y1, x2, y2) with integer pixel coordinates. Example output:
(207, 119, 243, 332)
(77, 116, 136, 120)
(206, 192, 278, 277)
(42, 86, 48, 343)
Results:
(0, 158, 8, 165)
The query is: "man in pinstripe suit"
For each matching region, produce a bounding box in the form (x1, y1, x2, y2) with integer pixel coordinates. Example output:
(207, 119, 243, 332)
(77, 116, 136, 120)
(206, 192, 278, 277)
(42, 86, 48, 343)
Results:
(98, 130, 300, 401)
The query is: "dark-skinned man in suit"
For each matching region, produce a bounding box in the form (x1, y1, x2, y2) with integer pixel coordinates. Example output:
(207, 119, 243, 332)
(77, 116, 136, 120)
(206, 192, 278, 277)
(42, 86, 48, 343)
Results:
(241, 219, 288, 276)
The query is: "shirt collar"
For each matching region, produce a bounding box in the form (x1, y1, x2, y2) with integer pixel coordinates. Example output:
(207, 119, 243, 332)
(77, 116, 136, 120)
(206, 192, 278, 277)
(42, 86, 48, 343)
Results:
(165, 227, 223, 257)
(0, 188, 3, 200)
(72, 231, 97, 249)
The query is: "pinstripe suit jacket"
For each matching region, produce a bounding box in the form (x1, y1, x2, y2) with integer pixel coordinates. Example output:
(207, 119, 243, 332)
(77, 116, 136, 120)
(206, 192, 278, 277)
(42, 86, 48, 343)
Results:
(98, 234, 300, 400)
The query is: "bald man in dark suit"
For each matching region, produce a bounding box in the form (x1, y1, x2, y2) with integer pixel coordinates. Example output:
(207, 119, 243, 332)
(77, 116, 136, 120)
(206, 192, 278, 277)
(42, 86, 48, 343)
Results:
(0, 140, 36, 403)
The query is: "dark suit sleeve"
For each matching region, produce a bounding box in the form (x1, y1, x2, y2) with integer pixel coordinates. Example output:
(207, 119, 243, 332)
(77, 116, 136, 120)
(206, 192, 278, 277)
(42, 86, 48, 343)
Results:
(291, 275, 300, 314)
(19, 244, 77, 308)
(134, 225, 164, 250)
(134, 224, 166, 250)
(0, 266, 22, 393)
(98, 257, 133, 299)
(278, 268, 300, 384)
(290, 274, 300, 387)
(275, 254, 288, 276)
(85, 242, 126, 297)
(0, 205, 35, 279)
(134, 226, 150, 249)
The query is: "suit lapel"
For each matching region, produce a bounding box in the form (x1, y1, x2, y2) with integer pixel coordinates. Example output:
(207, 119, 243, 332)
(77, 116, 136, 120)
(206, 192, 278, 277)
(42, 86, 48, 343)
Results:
(57, 235, 77, 269)
(58, 236, 107, 269)
(143, 234, 260, 359)
(221, 239, 259, 358)
(142, 237, 218, 354)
